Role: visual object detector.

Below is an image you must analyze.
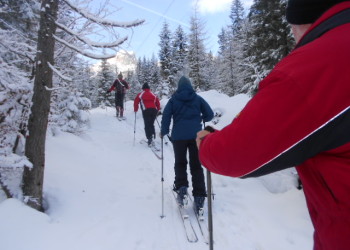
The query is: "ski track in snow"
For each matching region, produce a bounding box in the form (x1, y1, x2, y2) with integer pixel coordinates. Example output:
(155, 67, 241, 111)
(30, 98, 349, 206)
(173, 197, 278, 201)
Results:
(0, 93, 314, 250)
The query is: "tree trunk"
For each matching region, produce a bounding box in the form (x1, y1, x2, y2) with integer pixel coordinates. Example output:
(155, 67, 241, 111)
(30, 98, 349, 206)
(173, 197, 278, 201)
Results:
(22, 0, 58, 211)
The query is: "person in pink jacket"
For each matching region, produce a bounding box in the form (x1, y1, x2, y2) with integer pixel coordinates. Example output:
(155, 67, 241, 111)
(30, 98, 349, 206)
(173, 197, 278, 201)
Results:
(197, 1, 350, 249)
(134, 83, 161, 145)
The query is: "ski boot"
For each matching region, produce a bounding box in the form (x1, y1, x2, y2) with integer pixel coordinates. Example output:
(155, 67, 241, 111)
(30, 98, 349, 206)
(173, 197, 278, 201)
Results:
(147, 138, 153, 146)
(120, 109, 125, 120)
(194, 196, 205, 217)
(175, 186, 188, 207)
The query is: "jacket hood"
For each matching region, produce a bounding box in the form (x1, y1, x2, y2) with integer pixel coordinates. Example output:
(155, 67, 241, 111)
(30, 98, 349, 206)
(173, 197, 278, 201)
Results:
(173, 76, 196, 101)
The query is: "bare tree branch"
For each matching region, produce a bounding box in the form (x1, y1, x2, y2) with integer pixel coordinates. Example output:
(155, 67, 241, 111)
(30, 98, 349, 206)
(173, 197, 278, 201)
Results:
(62, 0, 144, 28)
(48, 62, 73, 82)
(55, 21, 128, 48)
(53, 35, 117, 59)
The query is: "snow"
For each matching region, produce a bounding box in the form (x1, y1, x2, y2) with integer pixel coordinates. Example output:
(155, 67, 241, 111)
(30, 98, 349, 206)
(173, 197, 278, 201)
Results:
(0, 90, 314, 250)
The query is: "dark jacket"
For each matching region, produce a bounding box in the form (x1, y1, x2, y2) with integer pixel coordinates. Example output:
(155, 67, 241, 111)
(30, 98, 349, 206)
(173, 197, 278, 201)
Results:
(161, 76, 213, 140)
(108, 78, 129, 94)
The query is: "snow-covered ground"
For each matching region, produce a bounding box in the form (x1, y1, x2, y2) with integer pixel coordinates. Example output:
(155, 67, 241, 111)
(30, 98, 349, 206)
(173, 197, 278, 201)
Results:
(0, 90, 314, 250)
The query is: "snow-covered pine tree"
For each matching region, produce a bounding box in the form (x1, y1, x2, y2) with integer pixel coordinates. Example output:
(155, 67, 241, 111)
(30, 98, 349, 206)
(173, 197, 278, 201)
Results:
(135, 57, 144, 87)
(158, 21, 175, 94)
(171, 25, 189, 79)
(96, 59, 116, 107)
(230, 0, 245, 34)
(126, 70, 141, 101)
(202, 51, 218, 91)
(247, 0, 294, 79)
(188, 12, 208, 91)
(232, 18, 260, 96)
(0, 0, 40, 198)
(216, 28, 228, 93)
(216, 0, 246, 96)
(81, 65, 98, 108)
(217, 26, 237, 95)
(149, 54, 162, 98)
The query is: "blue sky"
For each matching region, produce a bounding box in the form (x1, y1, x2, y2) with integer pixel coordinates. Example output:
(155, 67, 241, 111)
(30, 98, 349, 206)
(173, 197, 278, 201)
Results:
(91, 0, 253, 59)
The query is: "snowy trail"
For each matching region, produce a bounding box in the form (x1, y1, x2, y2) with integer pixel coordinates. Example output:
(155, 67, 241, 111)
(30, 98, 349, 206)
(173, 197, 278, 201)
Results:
(0, 93, 314, 250)
(43, 103, 210, 250)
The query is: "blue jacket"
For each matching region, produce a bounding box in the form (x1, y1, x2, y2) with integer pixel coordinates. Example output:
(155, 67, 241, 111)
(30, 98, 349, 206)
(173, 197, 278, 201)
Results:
(161, 76, 214, 140)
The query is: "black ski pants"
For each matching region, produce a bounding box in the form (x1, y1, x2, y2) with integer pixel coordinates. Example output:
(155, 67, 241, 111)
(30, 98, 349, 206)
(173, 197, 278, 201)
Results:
(142, 108, 158, 140)
(173, 139, 206, 197)
(115, 92, 125, 110)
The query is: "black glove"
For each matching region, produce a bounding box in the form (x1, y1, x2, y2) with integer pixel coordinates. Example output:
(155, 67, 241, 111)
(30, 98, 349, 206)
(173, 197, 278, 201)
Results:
(204, 126, 215, 133)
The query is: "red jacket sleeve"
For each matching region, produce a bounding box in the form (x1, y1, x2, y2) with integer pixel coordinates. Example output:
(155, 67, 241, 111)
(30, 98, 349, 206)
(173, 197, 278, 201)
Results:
(108, 82, 116, 92)
(155, 97, 160, 111)
(134, 93, 140, 112)
(199, 70, 341, 178)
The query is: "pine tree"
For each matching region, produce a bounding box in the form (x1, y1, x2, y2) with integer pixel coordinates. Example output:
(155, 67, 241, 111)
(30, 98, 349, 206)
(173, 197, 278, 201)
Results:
(247, 0, 294, 78)
(188, 13, 207, 91)
(96, 59, 116, 107)
(0, 0, 35, 196)
(158, 21, 175, 93)
(149, 54, 162, 97)
(202, 51, 218, 91)
(217, 28, 230, 93)
(171, 25, 189, 78)
(230, 0, 245, 34)
(126, 70, 141, 101)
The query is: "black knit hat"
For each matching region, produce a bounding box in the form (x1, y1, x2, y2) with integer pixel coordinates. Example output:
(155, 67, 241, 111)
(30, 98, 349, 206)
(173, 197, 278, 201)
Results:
(286, 0, 348, 24)
(142, 83, 150, 90)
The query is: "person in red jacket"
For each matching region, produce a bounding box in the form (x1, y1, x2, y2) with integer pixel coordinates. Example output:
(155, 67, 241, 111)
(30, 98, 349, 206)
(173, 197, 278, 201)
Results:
(107, 73, 130, 119)
(197, 1, 350, 250)
(134, 83, 160, 145)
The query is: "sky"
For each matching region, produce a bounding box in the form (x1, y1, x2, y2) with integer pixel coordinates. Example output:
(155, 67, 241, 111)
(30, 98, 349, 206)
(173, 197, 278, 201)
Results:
(0, 90, 313, 250)
(90, 0, 253, 59)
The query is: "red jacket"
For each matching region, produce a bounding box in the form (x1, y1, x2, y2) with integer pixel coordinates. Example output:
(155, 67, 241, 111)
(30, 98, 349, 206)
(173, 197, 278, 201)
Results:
(199, 3, 350, 250)
(134, 89, 160, 112)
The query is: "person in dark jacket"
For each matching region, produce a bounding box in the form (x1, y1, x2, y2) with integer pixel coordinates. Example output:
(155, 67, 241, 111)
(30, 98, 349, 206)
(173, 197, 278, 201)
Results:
(197, 1, 350, 249)
(134, 83, 161, 145)
(107, 72, 130, 119)
(161, 76, 214, 214)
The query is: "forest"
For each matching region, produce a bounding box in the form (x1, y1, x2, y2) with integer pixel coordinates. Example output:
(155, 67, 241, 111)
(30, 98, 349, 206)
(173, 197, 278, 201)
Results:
(0, 0, 294, 211)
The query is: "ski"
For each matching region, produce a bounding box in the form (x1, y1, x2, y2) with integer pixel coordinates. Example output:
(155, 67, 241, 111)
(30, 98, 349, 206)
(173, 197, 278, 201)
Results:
(171, 189, 198, 243)
(140, 139, 162, 159)
(189, 195, 209, 244)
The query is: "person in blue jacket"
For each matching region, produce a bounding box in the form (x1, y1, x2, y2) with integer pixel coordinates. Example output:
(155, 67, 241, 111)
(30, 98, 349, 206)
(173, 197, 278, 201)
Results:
(160, 76, 214, 214)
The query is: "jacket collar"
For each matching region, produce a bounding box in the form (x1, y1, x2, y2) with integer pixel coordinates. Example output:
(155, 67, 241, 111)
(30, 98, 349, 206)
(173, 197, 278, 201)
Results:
(295, 2, 350, 49)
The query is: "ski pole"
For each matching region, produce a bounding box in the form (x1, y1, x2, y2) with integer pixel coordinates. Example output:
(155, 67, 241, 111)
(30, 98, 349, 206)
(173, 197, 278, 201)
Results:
(133, 112, 136, 146)
(207, 169, 214, 250)
(160, 135, 165, 218)
(203, 122, 214, 249)
(155, 117, 170, 145)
